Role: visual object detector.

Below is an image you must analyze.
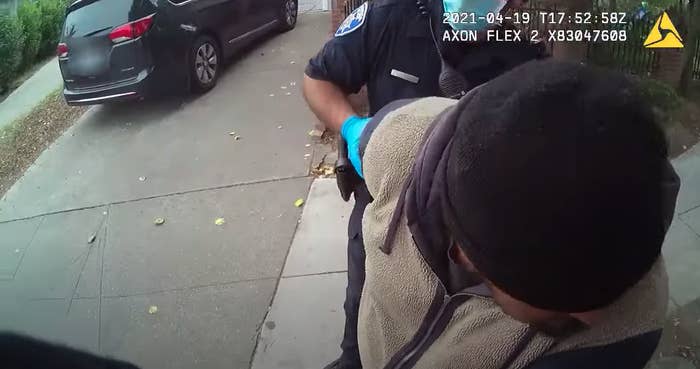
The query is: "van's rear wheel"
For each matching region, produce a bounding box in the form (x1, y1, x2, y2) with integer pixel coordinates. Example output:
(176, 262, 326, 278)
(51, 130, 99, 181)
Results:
(278, 0, 297, 32)
(189, 35, 220, 93)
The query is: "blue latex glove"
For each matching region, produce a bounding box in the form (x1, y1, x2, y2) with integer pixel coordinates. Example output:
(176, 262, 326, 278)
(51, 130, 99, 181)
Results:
(340, 115, 371, 178)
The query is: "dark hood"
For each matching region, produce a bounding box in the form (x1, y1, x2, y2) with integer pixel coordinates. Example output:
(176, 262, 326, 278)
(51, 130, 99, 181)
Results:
(376, 89, 485, 294)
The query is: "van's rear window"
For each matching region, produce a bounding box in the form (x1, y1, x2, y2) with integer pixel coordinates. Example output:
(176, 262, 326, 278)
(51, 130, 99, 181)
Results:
(64, 0, 156, 38)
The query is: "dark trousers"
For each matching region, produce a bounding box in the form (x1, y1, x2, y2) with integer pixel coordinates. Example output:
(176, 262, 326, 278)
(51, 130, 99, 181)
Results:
(338, 183, 371, 368)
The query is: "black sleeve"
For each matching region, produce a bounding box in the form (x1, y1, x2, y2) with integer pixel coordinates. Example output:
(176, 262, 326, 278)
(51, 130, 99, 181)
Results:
(525, 330, 662, 369)
(304, 3, 374, 94)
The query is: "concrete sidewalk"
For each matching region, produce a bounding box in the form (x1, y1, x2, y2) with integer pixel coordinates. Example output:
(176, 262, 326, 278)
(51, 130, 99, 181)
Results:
(652, 144, 700, 369)
(0, 57, 62, 129)
(0, 11, 331, 369)
(665, 143, 700, 307)
(252, 179, 353, 369)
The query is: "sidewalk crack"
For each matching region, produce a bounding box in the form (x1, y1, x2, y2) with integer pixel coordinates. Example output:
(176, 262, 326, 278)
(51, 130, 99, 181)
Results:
(97, 205, 111, 352)
(281, 270, 348, 279)
(67, 209, 109, 315)
(679, 203, 700, 216)
(11, 216, 46, 280)
(0, 174, 311, 225)
(679, 217, 700, 240)
(101, 277, 278, 299)
(247, 177, 314, 369)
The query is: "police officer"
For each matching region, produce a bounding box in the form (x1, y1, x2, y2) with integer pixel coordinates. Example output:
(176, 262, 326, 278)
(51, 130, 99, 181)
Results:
(303, 1, 546, 368)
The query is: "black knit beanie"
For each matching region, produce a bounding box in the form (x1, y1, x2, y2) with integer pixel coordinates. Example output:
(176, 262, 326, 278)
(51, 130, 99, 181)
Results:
(444, 59, 680, 312)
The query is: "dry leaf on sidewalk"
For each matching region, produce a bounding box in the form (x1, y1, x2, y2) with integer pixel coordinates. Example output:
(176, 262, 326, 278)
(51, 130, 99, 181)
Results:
(294, 198, 304, 207)
(308, 129, 323, 137)
(215, 218, 226, 226)
(311, 164, 335, 178)
(148, 306, 158, 314)
(154, 217, 165, 226)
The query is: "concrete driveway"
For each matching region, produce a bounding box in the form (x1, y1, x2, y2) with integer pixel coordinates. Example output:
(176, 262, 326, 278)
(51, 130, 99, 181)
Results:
(0, 11, 336, 369)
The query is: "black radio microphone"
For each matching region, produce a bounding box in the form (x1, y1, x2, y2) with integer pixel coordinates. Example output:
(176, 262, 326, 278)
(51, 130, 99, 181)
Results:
(421, 0, 469, 99)
(418, 0, 469, 99)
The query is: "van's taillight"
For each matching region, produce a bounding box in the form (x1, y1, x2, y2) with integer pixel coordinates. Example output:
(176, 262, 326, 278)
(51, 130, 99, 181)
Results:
(109, 14, 155, 43)
(56, 43, 69, 58)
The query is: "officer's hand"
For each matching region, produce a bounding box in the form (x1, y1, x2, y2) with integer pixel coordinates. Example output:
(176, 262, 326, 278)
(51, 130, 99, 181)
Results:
(340, 115, 371, 178)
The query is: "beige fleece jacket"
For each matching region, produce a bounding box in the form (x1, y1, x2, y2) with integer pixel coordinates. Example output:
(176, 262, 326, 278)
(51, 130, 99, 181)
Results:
(358, 97, 669, 369)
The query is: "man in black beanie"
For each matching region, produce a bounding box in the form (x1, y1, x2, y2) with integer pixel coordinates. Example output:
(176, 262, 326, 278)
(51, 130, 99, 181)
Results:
(349, 59, 680, 369)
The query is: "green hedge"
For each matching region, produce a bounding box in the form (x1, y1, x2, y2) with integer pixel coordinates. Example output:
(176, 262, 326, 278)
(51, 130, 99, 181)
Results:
(0, 0, 68, 94)
(0, 15, 25, 92)
(18, 0, 42, 68)
(638, 78, 683, 113)
(37, 0, 66, 57)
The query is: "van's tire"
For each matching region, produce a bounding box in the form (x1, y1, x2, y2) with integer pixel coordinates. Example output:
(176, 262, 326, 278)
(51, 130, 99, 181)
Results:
(189, 35, 221, 93)
(277, 0, 298, 32)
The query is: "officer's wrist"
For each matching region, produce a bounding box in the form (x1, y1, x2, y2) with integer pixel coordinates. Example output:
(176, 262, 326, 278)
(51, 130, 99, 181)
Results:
(340, 115, 361, 140)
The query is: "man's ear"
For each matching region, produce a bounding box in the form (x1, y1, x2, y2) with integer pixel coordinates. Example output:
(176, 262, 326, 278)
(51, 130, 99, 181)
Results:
(450, 244, 467, 265)
(450, 244, 478, 272)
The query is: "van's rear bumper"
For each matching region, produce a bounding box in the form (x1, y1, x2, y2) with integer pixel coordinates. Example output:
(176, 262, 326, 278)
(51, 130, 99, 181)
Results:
(63, 68, 152, 106)
(65, 91, 141, 105)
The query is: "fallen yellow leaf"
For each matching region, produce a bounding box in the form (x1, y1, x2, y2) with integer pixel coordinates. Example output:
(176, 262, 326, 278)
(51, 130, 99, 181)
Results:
(215, 218, 226, 226)
(148, 305, 158, 314)
(294, 198, 304, 207)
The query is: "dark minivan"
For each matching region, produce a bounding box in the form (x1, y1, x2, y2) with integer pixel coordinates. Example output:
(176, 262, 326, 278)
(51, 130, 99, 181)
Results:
(58, 0, 298, 105)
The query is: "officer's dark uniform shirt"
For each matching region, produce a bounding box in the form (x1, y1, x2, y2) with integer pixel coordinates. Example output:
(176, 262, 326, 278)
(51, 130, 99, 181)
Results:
(305, 0, 443, 116)
(306, 0, 548, 116)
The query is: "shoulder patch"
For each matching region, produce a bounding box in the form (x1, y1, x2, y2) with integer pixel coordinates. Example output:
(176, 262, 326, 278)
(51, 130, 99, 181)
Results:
(335, 2, 368, 37)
